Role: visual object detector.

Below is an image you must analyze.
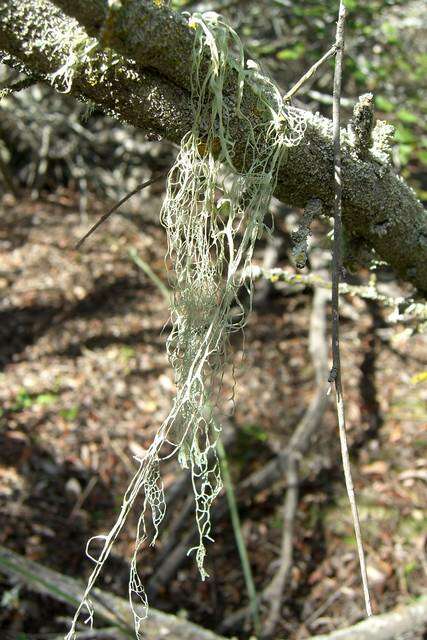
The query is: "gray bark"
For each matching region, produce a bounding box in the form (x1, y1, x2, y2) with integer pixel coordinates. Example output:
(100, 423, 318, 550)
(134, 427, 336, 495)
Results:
(51, 0, 196, 90)
(1, 0, 426, 294)
(308, 595, 427, 640)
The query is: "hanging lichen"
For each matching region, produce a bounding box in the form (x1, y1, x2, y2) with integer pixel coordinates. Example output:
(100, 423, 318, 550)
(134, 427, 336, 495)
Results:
(66, 11, 306, 640)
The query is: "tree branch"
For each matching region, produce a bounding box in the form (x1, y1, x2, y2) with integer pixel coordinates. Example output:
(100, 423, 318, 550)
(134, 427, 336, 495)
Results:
(308, 595, 427, 640)
(0, 545, 227, 640)
(0, 0, 193, 142)
(50, 0, 195, 90)
(1, 0, 426, 294)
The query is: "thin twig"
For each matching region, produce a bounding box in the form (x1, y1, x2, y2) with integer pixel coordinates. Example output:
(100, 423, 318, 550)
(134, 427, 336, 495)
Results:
(129, 247, 171, 303)
(330, 1, 372, 618)
(262, 455, 299, 638)
(221, 277, 330, 635)
(303, 583, 347, 628)
(0, 74, 37, 96)
(75, 172, 168, 249)
(68, 476, 98, 521)
(283, 45, 336, 102)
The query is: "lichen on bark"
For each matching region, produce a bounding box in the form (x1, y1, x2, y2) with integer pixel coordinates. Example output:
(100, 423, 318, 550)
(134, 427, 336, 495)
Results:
(0, 0, 426, 294)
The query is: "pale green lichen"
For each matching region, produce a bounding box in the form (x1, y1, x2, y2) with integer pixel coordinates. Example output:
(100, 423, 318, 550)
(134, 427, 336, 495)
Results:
(66, 11, 305, 640)
(49, 26, 127, 93)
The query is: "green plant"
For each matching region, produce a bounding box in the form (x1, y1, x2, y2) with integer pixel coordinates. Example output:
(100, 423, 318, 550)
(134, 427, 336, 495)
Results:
(60, 406, 79, 421)
(11, 388, 58, 412)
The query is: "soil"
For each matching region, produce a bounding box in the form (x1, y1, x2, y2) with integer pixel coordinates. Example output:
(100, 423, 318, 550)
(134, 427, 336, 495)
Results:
(0, 187, 426, 639)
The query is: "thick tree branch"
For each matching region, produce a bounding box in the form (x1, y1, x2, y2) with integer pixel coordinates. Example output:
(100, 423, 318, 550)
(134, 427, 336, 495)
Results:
(0, 0, 193, 142)
(1, 0, 426, 294)
(50, 0, 195, 90)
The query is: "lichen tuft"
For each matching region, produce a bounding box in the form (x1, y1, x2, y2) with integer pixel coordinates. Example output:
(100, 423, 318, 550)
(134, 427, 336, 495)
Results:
(65, 11, 305, 640)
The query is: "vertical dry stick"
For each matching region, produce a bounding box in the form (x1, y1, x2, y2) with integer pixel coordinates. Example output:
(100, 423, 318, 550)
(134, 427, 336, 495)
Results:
(330, 0, 372, 617)
(262, 454, 299, 638)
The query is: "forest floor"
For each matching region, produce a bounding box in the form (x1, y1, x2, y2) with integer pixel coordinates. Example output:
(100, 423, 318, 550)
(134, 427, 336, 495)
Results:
(0, 187, 426, 639)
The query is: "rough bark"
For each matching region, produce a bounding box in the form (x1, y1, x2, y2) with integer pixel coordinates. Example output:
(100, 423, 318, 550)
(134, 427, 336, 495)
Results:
(50, 0, 195, 90)
(0, 0, 193, 142)
(1, 0, 426, 294)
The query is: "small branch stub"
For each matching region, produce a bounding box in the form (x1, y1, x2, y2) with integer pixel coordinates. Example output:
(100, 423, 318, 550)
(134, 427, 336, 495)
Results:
(349, 92, 375, 157)
(291, 198, 322, 269)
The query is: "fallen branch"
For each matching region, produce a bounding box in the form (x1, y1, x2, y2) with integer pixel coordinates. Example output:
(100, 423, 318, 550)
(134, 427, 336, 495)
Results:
(308, 595, 427, 640)
(0, 545, 227, 640)
(262, 454, 299, 638)
(221, 263, 330, 634)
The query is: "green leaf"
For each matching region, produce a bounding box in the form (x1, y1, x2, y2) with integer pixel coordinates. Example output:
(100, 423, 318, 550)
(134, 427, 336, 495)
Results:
(13, 389, 32, 411)
(60, 406, 79, 421)
(398, 144, 413, 165)
(395, 125, 415, 144)
(35, 393, 58, 406)
(397, 110, 418, 124)
(381, 22, 398, 39)
(375, 95, 394, 112)
(276, 43, 305, 61)
(241, 423, 268, 442)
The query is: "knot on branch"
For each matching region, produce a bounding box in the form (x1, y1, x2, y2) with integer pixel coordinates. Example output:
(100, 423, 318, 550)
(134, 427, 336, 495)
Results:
(291, 198, 322, 269)
(349, 93, 374, 157)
